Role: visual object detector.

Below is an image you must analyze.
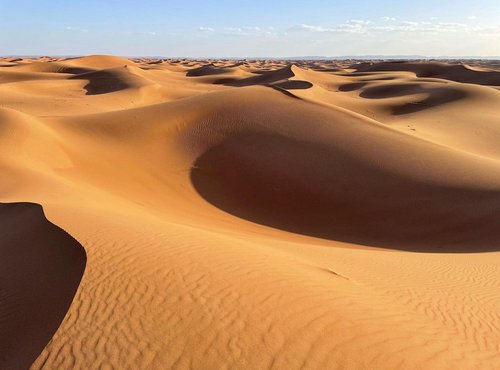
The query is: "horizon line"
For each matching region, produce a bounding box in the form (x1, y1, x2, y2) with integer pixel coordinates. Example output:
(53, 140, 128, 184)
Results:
(2, 54, 500, 60)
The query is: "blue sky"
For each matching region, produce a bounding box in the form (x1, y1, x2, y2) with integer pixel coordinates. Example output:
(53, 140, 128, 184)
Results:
(1, 0, 499, 57)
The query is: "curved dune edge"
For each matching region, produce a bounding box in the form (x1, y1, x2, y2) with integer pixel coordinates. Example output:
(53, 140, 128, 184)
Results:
(353, 61, 500, 86)
(190, 132, 500, 252)
(0, 202, 86, 370)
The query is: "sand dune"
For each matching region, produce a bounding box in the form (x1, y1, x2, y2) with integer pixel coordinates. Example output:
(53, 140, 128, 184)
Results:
(0, 55, 499, 369)
(0, 202, 85, 370)
(354, 61, 500, 86)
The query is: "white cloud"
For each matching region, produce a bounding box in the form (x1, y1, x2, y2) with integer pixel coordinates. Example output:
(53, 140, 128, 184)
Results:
(242, 26, 261, 31)
(186, 18, 500, 57)
(221, 26, 269, 36)
(224, 27, 243, 33)
(66, 26, 88, 32)
(348, 19, 371, 25)
(290, 24, 328, 32)
(399, 21, 419, 27)
(474, 25, 500, 36)
(467, 15, 477, 20)
(198, 26, 215, 32)
(289, 21, 370, 34)
(289, 19, 500, 38)
(435, 22, 467, 30)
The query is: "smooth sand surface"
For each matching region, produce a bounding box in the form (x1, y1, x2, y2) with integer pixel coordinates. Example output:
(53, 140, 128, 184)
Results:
(0, 55, 499, 369)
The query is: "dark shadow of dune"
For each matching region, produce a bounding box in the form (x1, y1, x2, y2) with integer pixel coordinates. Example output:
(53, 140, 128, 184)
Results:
(267, 85, 303, 99)
(273, 80, 313, 90)
(0, 202, 86, 370)
(392, 89, 467, 115)
(339, 82, 367, 92)
(186, 64, 232, 77)
(360, 83, 428, 99)
(70, 70, 131, 95)
(212, 65, 314, 92)
(56, 66, 95, 75)
(190, 133, 500, 253)
(213, 77, 238, 85)
(353, 62, 500, 86)
(218, 65, 295, 87)
(310, 67, 342, 72)
(1, 63, 94, 74)
(358, 83, 467, 115)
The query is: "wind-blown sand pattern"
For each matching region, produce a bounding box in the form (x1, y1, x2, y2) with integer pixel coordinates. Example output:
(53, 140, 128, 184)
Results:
(0, 55, 499, 369)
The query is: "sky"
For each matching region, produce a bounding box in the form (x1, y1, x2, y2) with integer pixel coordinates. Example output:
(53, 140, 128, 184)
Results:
(1, 0, 500, 57)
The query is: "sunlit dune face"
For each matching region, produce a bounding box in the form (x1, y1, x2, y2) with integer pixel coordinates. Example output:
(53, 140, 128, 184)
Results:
(1, 55, 500, 370)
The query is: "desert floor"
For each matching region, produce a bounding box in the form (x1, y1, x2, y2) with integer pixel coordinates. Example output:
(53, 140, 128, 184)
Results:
(0, 55, 499, 369)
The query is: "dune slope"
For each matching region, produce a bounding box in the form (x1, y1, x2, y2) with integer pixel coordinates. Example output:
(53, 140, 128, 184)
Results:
(0, 55, 499, 370)
(0, 203, 86, 370)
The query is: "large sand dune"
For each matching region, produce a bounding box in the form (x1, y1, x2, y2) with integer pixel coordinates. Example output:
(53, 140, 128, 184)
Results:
(0, 55, 499, 369)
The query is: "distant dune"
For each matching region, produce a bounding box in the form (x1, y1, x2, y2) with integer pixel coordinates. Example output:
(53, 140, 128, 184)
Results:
(0, 55, 499, 369)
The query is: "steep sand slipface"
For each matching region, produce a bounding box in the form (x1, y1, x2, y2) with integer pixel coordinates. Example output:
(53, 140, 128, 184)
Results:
(0, 55, 499, 369)
(0, 203, 86, 370)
